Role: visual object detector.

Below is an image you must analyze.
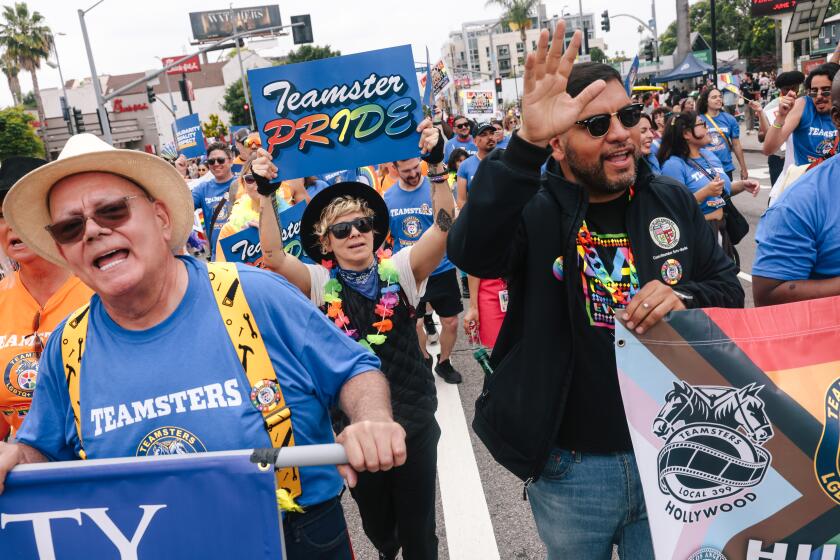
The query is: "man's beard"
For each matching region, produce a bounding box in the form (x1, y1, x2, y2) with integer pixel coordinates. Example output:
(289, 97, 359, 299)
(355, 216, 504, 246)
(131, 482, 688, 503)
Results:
(564, 143, 639, 196)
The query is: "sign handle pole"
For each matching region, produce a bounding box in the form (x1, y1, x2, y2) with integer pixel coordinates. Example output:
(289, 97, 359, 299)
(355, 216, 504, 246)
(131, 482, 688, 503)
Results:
(183, 73, 193, 115)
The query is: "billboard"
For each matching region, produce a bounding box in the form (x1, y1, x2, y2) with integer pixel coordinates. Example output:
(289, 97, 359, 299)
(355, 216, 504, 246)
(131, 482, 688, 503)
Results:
(190, 5, 282, 42)
(750, 0, 797, 16)
(615, 296, 840, 560)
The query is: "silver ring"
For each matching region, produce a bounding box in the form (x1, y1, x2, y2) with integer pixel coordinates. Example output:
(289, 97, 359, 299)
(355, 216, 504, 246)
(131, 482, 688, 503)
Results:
(642, 302, 650, 309)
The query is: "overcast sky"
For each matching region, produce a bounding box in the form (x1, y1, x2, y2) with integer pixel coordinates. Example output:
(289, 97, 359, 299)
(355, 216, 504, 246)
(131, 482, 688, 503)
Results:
(10, 0, 678, 108)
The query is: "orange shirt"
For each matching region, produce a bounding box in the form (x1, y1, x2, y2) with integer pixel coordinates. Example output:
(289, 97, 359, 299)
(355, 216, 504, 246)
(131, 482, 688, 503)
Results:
(0, 272, 92, 437)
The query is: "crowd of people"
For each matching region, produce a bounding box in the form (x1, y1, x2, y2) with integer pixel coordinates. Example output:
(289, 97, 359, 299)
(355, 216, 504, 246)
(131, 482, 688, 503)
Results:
(0, 19, 837, 560)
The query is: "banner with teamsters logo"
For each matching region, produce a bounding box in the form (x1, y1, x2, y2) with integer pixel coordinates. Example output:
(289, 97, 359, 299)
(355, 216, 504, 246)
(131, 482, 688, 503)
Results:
(615, 296, 840, 560)
(0, 451, 283, 559)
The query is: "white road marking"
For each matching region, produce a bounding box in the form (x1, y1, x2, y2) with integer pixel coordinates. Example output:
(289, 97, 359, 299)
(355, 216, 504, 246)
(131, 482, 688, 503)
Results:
(738, 271, 753, 283)
(429, 314, 500, 560)
(748, 167, 770, 180)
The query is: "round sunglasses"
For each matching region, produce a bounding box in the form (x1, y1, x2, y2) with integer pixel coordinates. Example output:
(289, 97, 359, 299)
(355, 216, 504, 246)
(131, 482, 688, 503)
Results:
(575, 103, 644, 138)
(328, 217, 374, 239)
(45, 195, 139, 245)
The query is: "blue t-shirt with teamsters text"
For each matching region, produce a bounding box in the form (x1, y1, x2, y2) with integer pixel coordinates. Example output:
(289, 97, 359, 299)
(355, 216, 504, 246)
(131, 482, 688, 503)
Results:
(701, 111, 740, 173)
(456, 154, 482, 193)
(753, 154, 840, 281)
(660, 149, 731, 215)
(16, 256, 381, 507)
(384, 177, 454, 276)
(444, 136, 477, 161)
(192, 176, 237, 256)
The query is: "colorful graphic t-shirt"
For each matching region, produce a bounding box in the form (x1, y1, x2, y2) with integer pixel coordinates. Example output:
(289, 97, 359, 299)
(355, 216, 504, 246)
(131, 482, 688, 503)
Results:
(792, 96, 837, 166)
(192, 176, 237, 256)
(456, 154, 482, 194)
(0, 273, 92, 438)
(701, 111, 739, 172)
(384, 177, 454, 276)
(660, 149, 732, 215)
(16, 256, 381, 507)
(444, 136, 477, 161)
(557, 193, 637, 452)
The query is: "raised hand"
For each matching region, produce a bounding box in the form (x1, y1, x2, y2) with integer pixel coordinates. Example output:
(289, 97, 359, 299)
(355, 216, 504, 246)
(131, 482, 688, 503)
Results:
(518, 22, 607, 148)
(777, 90, 796, 118)
(252, 147, 278, 181)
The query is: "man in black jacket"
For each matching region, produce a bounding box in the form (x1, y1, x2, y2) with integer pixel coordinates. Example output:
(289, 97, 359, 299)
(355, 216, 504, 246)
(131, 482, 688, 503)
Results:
(448, 23, 743, 558)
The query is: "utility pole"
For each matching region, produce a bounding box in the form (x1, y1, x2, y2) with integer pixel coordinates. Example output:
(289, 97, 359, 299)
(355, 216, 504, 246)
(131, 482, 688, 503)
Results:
(710, 0, 718, 84)
(676, 0, 690, 63)
(78, 1, 112, 145)
(231, 4, 255, 130)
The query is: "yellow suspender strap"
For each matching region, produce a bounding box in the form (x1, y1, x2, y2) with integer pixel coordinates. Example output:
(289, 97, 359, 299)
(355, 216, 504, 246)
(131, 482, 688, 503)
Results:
(61, 304, 91, 460)
(206, 262, 302, 500)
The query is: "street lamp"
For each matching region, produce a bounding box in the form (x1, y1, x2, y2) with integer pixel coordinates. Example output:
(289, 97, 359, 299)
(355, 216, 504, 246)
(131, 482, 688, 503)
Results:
(78, 0, 112, 144)
(153, 56, 177, 116)
(46, 32, 69, 120)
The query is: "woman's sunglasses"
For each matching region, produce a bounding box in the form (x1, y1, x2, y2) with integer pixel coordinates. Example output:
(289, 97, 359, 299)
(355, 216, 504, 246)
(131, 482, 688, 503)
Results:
(45, 196, 139, 245)
(575, 103, 644, 138)
(328, 217, 374, 239)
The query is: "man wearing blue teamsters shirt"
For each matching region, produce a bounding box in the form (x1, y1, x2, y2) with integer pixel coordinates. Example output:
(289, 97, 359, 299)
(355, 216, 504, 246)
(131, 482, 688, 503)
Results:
(385, 157, 463, 384)
(0, 133, 405, 560)
(456, 122, 497, 209)
(752, 70, 840, 307)
(443, 115, 478, 161)
(191, 141, 238, 258)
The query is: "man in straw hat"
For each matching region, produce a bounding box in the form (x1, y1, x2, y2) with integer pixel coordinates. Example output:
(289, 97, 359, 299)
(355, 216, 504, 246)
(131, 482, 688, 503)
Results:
(0, 133, 405, 559)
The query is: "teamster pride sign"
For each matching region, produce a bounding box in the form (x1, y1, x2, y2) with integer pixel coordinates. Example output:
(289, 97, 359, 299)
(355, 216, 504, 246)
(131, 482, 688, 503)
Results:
(248, 45, 424, 181)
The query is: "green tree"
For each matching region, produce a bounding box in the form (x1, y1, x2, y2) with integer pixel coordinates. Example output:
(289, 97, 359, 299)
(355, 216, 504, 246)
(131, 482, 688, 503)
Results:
(21, 89, 34, 108)
(202, 113, 228, 141)
(0, 2, 53, 157)
(657, 0, 777, 70)
(221, 80, 252, 126)
(486, 0, 541, 56)
(284, 44, 341, 64)
(589, 46, 607, 63)
(0, 51, 20, 105)
(0, 105, 43, 158)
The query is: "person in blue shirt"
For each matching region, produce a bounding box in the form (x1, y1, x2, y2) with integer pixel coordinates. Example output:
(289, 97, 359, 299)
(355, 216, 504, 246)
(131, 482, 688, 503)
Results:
(659, 112, 759, 258)
(762, 64, 838, 165)
(384, 157, 463, 385)
(456, 122, 497, 209)
(752, 76, 840, 307)
(305, 176, 330, 198)
(639, 113, 660, 174)
(191, 141, 238, 259)
(443, 115, 478, 161)
(696, 87, 749, 180)
(0, 133, 405, 560)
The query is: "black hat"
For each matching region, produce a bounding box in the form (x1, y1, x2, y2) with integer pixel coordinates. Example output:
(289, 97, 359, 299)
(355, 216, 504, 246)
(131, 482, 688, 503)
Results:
(474, 122, 495, 136)
(0, 157, 47, 204)
(300, 181, 389, 263)
(776, 71, 805, 89)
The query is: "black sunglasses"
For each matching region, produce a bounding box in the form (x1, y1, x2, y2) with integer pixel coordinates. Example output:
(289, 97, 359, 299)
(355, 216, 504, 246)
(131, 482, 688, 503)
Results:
(454, 122, 470, 129)
(207, 157, 228, 165)
(328, 217, 374, 239)
(809, 88, 831, 98)
(575, 103, 644, 138)
(32, 310, 43, 360)
(45, 196, 139, 245)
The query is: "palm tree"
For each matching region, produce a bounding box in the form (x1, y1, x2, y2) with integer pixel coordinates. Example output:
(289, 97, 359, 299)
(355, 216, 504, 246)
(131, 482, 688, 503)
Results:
(0, 51, 21, 105)
(0, 2, 53, 158)
(486, 0, 541, 56)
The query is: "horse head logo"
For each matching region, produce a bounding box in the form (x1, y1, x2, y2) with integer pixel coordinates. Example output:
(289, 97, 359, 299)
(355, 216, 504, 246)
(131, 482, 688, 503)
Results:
(653, 381, 710, 438)
(712, 383, 773, 444)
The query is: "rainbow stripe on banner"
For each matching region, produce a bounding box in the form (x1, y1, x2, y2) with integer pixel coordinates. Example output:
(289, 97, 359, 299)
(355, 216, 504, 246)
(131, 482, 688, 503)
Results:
(615, 296, 840, 560)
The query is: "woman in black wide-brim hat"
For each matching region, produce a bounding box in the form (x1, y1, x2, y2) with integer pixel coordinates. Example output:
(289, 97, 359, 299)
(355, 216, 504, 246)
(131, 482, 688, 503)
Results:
(253, 118, 454, 560)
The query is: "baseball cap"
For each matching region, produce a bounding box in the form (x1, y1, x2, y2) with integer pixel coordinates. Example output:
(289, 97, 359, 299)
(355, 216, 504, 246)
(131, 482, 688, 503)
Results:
(233, 128, 251, 143)
(475, 122, 496, 136)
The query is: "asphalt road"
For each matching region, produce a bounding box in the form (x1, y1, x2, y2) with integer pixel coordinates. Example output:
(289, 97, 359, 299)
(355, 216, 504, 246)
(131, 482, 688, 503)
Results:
(342, 139, 773, 560)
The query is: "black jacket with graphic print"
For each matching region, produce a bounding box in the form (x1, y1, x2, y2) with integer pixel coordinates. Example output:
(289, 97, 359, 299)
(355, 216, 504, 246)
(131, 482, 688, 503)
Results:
(447, 133, 744, 483)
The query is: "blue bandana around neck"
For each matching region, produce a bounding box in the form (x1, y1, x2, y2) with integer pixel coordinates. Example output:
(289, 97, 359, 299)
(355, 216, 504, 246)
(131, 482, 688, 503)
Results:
(336, 260, 380, 300)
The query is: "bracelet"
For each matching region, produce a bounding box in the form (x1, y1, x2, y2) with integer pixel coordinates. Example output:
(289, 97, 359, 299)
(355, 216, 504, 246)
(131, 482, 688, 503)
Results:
(428, 173, 449, 183)
(771, 121, 783, 129)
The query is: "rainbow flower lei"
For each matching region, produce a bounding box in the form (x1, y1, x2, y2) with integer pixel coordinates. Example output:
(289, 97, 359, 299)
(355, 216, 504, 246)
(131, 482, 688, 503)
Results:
(323, 249, 400, 353)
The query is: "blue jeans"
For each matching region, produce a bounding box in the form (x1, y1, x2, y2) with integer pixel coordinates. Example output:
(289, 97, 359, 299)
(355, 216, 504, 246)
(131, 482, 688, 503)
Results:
(527, 448, 653, 560)
(282, 497, 353, 560)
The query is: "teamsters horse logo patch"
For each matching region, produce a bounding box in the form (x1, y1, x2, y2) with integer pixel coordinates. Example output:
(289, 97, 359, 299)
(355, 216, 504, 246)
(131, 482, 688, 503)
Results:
(652, 381, 773, 521)
(4, 352, 39, 399)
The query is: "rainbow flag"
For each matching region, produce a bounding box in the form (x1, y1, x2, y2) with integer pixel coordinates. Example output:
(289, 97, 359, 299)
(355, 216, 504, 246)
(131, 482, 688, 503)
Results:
(616, 296, 840, 559)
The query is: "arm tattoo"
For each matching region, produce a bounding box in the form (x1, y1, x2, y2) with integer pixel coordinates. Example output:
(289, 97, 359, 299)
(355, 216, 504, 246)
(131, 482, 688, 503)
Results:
(436, 208, 453, 232)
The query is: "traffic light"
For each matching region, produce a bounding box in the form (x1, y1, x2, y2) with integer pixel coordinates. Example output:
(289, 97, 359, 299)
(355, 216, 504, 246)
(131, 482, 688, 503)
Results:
(291, 14, 313, 45)
(494, 77, 502, 94)
(243, 103, 250, 114)
(72, 108, 85, 133)
(644, 41, 655, 62)
(601, 10, 610, 32)
(178, 78, 189, 102)
(146, 85, 156, 104)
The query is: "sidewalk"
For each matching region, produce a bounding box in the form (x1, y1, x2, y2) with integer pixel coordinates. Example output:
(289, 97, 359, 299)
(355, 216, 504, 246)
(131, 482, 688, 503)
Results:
(738, 123, 763, 153)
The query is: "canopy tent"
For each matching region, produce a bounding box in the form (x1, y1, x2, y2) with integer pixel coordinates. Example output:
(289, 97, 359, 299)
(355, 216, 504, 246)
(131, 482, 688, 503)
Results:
(651, 53, 713, 83)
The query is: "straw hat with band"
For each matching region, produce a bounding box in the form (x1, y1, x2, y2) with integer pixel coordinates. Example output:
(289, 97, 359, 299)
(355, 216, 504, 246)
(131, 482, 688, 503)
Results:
(2, 133, 195, 267)
(300, 181, 389, 263)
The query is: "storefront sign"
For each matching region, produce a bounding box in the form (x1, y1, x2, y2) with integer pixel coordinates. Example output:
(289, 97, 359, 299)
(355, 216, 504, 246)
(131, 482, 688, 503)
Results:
(112, 99, 149, 113)
(162, 55, 202, 75)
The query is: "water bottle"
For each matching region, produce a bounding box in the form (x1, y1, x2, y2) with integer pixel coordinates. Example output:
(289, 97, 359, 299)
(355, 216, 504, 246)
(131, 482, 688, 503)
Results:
(468, 321, 493, 376)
